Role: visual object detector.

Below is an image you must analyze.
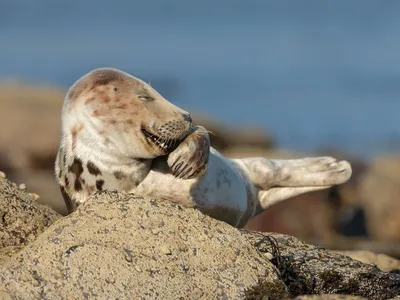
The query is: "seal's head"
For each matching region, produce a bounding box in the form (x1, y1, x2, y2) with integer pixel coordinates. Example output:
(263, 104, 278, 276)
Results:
(62, 68, 192, 160)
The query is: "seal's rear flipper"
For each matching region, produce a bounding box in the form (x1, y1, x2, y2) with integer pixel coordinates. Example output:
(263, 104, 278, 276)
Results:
(236, 156, 352, 190)
(258, 185, 330, 209)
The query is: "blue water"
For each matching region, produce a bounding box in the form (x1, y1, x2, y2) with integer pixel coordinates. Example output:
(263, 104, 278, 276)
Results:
(1, 0, 400, 158)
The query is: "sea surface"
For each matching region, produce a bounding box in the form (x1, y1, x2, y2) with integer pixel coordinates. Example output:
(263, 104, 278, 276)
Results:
(1, 0, 400, 158)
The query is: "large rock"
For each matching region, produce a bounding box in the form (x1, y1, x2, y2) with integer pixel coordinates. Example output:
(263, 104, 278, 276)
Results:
(1, 189, 399, 299)
(243, 231, 400, 299)
(293, 296, 367, 300)
(0, 191, 289, 299)
(359, 155, 400, 241)
(0, 172, 61, 263)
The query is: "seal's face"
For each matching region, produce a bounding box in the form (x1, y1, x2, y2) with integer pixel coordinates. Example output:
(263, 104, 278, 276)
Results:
(63, 68, 192, 159)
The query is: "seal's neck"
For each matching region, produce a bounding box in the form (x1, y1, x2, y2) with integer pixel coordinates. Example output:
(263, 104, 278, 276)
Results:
(62, 130, 151, 177)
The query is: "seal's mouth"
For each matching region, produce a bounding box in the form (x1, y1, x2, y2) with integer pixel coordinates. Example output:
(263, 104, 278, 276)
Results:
(141, 128, 184, 153)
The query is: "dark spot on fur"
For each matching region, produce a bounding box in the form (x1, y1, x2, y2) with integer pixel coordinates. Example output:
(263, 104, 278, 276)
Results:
(92, 108, 109, 118)
(60, 186, 74, 214)
(125, 119, 133, 125)
(114, 171, 126, 180)
(102, 96, 111, 103)
(96, 179, 105, 191)
(111, 103, 127, 109)
(68, 83, 88, 103)
(108, 119, 117, 124)
(87, 161, 102, 176)
(68, 158, 84, 191)
(84, 96, 96, 105)
(68, 89, 75, 100)
(56, 147, 65, 176)
(64, 176, 69, 188)
(94, 78, 115, 86)
(70, 124, 84, 150)
(74, 179, 82, 191)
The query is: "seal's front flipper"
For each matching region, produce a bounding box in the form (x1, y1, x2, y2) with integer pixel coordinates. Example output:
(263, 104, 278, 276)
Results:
(167, 126, 210, 179)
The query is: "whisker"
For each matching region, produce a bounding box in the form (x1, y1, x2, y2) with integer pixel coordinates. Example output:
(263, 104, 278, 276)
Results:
(194, 129, 215, 136)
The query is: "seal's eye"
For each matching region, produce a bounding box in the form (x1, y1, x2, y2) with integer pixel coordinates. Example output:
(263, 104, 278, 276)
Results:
(138, 95, 154, 101)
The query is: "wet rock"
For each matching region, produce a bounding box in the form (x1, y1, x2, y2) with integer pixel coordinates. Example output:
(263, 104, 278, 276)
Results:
(243, 231, 400, 299)
(0, 173, 61, 263)
(359, 155, 400, 241)
(0, 185, 399, 299)
(0, 192, 289, 299)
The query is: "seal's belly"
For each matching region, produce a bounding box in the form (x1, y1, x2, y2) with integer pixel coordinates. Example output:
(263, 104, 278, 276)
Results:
(133, 149, 248, 226)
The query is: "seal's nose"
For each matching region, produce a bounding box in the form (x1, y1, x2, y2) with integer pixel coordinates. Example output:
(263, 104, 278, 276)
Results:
(182, 113, 192, 125)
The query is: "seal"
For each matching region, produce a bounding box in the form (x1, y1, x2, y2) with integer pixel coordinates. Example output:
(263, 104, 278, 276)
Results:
(55, 68, 352, 227)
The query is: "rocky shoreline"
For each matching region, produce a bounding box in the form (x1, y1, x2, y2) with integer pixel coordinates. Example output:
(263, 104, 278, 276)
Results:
(0, 174, 399, 299)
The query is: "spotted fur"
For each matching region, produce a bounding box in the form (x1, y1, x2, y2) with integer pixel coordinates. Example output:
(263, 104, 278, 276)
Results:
(55, 68, 352, 227)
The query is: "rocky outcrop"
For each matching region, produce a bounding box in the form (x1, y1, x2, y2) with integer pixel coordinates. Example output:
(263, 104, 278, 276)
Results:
(293, 296, 367, 300)
(0, 187, 399, 299)
(0, 191, 289, 299)
(244, 231, 400, 299)
(0, 173, 61, 263)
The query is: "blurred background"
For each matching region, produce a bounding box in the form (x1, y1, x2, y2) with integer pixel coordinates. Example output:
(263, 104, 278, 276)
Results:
(1, 1, 399, 258)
